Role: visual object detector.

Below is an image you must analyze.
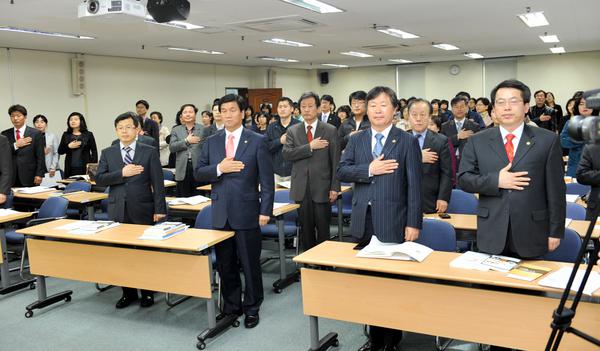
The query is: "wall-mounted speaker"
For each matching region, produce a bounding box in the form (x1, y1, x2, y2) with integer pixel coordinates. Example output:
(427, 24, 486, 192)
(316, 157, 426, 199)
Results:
(71, 58, 85, 96)
(320, 71, 329, 85)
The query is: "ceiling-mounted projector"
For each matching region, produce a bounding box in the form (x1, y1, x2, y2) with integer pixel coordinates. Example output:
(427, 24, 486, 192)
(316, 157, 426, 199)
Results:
(78, 0, 147, 19)
(147, 0, 190, 23)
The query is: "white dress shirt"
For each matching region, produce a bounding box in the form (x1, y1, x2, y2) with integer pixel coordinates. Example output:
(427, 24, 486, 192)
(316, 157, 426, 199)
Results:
(499, 122, 525, 156)
(216, 125, 244, 176)
(120, 141, 136, 162)
(321, 112, 329, 123)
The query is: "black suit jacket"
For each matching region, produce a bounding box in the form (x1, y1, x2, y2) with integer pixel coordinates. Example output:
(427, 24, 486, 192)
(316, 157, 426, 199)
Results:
(441, 118, 480, 156)
(141, 117, 160, 146)
(0, 135, 12, 195)
(576, 144, 600, 219)
(58, 131, 98, 177)
(1, 126, 46, 186)
(458, 125, 565, 258)
(338, 116, 370, 150)
(319, 113, 341, 129)
(95, 142, 166, 224)
(417, 130, 452, 214)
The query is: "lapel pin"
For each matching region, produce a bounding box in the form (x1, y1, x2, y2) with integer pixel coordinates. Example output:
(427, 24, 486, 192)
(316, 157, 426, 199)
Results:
(526, 141, 531, 146)
(244, 140, 248, 144)
(392, 139, 397, 143)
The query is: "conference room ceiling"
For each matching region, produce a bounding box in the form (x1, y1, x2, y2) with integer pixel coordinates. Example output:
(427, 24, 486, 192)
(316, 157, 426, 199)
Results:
(0, 0, 599, 69)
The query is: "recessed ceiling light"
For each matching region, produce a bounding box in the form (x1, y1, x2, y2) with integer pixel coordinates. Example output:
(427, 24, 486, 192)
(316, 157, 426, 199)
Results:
(432, 43, 459, 51)
(539, 34, 559, 43)
(167, 47, 224, 55)
(340, 51, 373, 58)
(464, 53, 484, 59)
(279, 0, 344, 13)
(263, 38, 313, 47)
(0, 26, 94, 40)
(145, 16, 203, 30)
(322, 63, 348, 68)
(517, 11, 549, 27)
(260, 56, 299, 63)
(377, 27, 419, 39)
(550, 47, 566, 54)
(388, 59, 413, 63)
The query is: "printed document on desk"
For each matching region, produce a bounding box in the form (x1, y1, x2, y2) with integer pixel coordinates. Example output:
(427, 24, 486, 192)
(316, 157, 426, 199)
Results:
(15, 186, 53, 194)
(168, 195, 210, 206)
(538, 267, 600, 296)
(139, 222, 188, 240)
(56, 221, 120, 235)
(0, 209, 20, 217)
(356, 236, 433, 262)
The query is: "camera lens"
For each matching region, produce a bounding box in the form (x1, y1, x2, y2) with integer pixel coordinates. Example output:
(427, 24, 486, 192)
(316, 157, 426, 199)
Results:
(88, 0, 99, 14)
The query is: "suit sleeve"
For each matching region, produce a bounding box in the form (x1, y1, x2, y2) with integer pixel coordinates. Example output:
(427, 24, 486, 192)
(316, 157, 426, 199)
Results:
(0, 136, 12, 195)
(88, 132, 98, 163)
(282, 128, 312, 161)
(329, 128, 341, 192)
(266, 124, 282, 154)
(257, 137, 274, 216)
(457, 137, 502, 196)
(95, 150, 125, 187)
(50, 134, 60, 170)
(34, 132, 47, 177)
(149, 148, 167, 215)
(437, 137, 453, 202)
(58, 132, 69, 155)
(406, 137, 423, 229)
(576, 146, 600, 185)
(337, 134, 371, 183)
(169, 128, 188, 153)
(546, 135, 566, 239)
(442, 124, 460, 148)
(194, 139, 219, 183)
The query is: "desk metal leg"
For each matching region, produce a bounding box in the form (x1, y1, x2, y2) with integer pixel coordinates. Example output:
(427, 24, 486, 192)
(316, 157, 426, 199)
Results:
(308, 315, 338, 351)
(272, 216, 299, 293)
(24, 275, 73, 318)
(0, 228, 35, 295)
(87, 206, 95, 221)
(336, 196, 344, 242)
(197, 261, 239, 350)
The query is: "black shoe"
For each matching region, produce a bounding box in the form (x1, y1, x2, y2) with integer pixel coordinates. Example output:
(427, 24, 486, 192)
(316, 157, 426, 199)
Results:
(216, 310, 242, 321)
(116, 295, 138, 309)
(358, 341, 372, 351)
(140, 294, 154, 308)
(244, 313, 260, 328)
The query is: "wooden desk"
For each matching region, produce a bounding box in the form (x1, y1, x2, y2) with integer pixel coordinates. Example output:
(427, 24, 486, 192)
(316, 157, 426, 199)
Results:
(423, 213, 600, 240)
(293, 241, 600, 351)
(17, 219, 235, 349)
(0, 211, 35, 295)
(13, 189, 108, 220)
(58, 179, 177, 188)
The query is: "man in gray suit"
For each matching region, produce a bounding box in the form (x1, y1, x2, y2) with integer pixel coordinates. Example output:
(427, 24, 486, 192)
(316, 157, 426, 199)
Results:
(458, 79, 565, 262)
(0, 134, 12, 206)
(338, 86, 422, 351)
(169, 103, 205, 197)
(96, 112, 166, 309)
(283, 92, 340, 251)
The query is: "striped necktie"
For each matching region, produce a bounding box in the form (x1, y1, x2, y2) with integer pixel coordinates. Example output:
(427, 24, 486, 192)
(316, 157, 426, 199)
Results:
(123, 146, 133, 164)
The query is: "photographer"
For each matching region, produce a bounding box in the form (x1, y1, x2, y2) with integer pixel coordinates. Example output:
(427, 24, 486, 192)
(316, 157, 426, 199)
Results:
(561, 97, 598, 177)
(577, 142, 600, 221)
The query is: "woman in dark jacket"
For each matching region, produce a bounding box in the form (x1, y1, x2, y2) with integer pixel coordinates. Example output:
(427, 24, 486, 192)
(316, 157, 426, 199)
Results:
(58, 112, 98, 178)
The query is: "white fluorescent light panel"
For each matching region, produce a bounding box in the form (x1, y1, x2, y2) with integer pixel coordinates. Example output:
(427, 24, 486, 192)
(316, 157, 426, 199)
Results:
(167, 47, 224, 55)
(550, 47, 566, 54)
(260, 57, 299, 63)
(0, 26, 94, 39)
(388, 59, 413, 63)
(263, 38, 312, 47)
(340, 51, 373, 58)
(464, 53, 484, 59)
(539, 35, 559, 43)
(322, 63, 348, 68)
(377, 28, 419, 39)
(432, 43, 459, 51)
(518, 11, 549, 27)
(280, 0, 344, 13)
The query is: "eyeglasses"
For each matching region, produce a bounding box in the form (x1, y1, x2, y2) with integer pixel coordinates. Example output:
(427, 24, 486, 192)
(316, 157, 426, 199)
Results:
(494, 98, 523, 107)
(116, 126, 136, 131)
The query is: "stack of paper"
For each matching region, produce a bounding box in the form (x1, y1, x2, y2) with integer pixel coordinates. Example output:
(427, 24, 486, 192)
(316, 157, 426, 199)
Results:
(139, 222, 188, 240)
(450, 251, 521, 272)
(164, 180, 176, 187)
(566, 194, 580, 203)
(68, 174, 90, 181)
(277, 181, 291, 189)
(538, 267, 600, 296)
(55, 220, 120, 235)
(168, 195, 210, 206)
(507, 263, 552, 281)
(356, 236, 433, 262)
(15, 186, 53, 194)
(0, 209, 19, 217)
(273, 202, 289, 210)
(481, 255, 521, 272)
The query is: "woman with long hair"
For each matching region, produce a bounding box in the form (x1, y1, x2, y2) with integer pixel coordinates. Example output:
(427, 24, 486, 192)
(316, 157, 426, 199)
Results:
(57, 112, 98, 178)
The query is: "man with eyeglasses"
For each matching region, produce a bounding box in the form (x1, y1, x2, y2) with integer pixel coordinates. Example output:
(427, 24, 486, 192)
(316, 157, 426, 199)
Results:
(441, 96, 480, 162)
(338, 90, 370, 150)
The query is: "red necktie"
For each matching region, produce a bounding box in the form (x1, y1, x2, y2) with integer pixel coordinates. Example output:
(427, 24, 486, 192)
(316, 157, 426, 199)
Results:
(505, 133, 515, 163)
(307, 125, 313, 143)
(15, 129, 21, 141)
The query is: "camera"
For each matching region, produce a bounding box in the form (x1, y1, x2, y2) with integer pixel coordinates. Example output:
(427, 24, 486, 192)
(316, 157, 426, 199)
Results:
(567, 88, 600, 144)
(88, 0, 99, 14)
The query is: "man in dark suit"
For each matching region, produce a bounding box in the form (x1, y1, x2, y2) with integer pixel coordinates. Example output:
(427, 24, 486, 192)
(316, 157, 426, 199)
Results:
(458, 79, 565, 262)
(441, 96, 480, 163)
(339, 90, 371, 150)
(337, 86, 422, 351)
(529, 90, 557, 131)
(111, 115, 159, 150)
(2, 104, 46, 187)
(408, 98, 452, 214)
(96, 112, 166, 309)
(0, 135, 12, 206)
(576, 144, 600, 221)
(135, 99, 160, 145)
(283, 92, 340, 251)
(195, 94, 274, 329)
(319, 94, 341, 128)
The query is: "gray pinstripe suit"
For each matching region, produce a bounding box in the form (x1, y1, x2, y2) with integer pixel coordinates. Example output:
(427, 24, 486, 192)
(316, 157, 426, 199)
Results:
(337, 126, 423, 243)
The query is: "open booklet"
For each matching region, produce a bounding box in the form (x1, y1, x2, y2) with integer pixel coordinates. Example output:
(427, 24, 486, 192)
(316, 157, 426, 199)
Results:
(139, 222, 189, 241)
(356, 236, 433, 262)
(55, 220, 121, 235)
(450, 251, 521, 272)
(538, 267, 600, 296)
(167, 195, 210, 206)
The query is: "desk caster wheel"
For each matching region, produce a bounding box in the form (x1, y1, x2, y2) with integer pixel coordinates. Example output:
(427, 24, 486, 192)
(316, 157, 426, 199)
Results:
(29, 282, 36, 290)
(25, 310, 33, 318)
(273, 287, 282, 294)
(196, 341, 206, 350)
(232, 320, 240, 328)
(65, 296, 72, 302)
